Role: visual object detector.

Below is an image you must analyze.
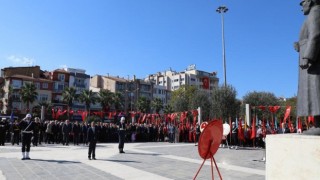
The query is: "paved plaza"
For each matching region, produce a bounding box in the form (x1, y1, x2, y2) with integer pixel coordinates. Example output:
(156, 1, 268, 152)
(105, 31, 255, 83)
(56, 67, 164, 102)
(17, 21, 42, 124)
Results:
(0, 142, 265, 180)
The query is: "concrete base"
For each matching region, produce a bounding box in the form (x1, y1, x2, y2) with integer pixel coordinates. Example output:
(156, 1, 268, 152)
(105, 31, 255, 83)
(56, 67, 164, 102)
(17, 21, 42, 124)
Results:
(266, 134, 320, 180)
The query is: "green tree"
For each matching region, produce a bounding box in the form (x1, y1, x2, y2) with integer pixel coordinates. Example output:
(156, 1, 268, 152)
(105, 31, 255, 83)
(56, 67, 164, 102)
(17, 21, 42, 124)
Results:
(190, 90, 212, 121)
(62, 87, 78, 119)
(151, 97, 163, 114)
(170, 85, 197, 112)
(211, 85, 239, 121)
(98, 89, 114, 112)
(136, 96, 150, 113)
(113, 92, 124, 112)
(242, 91, 280, 118)
(20, 83, 38, 113)
(78, 90, 97, 117)
(163, 104, 174, 114)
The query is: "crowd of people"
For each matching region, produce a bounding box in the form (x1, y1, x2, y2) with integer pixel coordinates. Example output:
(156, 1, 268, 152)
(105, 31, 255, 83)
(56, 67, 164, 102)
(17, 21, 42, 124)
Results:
(0, 115, 307, 153)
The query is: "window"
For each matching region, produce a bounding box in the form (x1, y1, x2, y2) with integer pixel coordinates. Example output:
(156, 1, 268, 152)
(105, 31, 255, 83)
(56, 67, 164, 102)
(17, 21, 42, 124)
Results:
(191, 78, 196, 81)
(11, 80, 22, 89)
(174, 79, 179, 82)
(42, 83, 48, 89)
(12, 92, 20, 101)
(34, 82, 40, 89)
(39, 94, 48, 102)
(58, 74, 65, 81)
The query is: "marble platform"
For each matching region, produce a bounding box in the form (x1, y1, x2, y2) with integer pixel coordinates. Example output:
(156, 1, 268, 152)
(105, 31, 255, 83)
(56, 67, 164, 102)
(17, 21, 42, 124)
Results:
(266, 134, 320, 180)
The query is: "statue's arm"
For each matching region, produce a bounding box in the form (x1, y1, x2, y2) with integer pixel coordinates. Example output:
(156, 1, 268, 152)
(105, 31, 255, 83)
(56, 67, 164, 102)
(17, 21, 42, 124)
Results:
(303, 11, 320, 62)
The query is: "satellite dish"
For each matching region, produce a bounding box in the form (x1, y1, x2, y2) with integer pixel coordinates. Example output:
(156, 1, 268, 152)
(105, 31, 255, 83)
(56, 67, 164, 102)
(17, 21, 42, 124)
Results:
(194, 119, 223, 179)
(223, 123, 230, 136)
(200, 122, 208, 132)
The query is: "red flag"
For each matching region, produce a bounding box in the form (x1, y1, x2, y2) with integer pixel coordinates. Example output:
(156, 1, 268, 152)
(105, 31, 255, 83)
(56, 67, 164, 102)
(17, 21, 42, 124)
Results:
(298, 117, 302, 130)
(52, 108, 56, 119)
(251, 117, 256, 139)
(283, 106, 291, 123)
(269, 106, 281, 113)
(238, 119, 245, 142)
(258, 106, 266, 111)
(308, 116, 314, 124)
(202, 77, 210, 89)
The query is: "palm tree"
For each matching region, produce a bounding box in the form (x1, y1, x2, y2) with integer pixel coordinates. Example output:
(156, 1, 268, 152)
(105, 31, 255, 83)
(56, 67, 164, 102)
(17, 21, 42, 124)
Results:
(78, 89, 97, 117)
(98, 89, 114, 112)
(151, 98, 163, 114)
(136, 96, 150, 113)
(113, 92, 124, 112)
(62, 87, 78, 119)
(20, 83, 38, 113)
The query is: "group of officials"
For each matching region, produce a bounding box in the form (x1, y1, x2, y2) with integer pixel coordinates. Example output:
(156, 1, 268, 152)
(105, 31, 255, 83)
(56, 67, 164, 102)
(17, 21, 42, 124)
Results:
(14, 114, 127, 160)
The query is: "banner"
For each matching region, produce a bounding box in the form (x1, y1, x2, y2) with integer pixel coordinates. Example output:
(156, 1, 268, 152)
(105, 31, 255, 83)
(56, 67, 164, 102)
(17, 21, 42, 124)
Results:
(202, 77, 209, 89)
(283, 106, 291, 123)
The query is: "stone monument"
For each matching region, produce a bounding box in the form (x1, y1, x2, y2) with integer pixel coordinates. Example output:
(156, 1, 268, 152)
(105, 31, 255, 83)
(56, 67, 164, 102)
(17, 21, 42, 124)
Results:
(295, 0, 320, 135)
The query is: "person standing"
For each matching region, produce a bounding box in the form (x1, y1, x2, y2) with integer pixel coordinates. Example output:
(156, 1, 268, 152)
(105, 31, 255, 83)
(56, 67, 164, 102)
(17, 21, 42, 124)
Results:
(19, 114, 35, 160)
(195, 123, 201, 146)
(72, 121, 80, 145)
(62, 120, 71, 146)
(118, 117, 126, 153)
(0, 119, 6, 146)
(32, 117, 40, 146)
(87, 122, 98, 160)
(10, 120, 20, 145)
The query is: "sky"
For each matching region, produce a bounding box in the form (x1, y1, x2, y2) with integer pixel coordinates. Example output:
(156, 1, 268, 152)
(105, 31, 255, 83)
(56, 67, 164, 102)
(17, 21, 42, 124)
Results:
(0, 0, 305, 99)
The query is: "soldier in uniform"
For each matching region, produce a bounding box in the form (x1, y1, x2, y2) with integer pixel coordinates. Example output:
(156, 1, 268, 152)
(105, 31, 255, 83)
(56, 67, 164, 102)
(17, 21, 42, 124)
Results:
(0, 118, 6, 146)
(19, 114, 35, 160)
(118, 117, 126, 153)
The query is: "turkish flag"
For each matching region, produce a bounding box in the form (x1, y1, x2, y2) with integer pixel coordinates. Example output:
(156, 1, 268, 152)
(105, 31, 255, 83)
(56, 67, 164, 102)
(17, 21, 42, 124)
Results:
(202, 77, 209, 89)
(283, 106, 291, 123)
(251, 117, 256, 139)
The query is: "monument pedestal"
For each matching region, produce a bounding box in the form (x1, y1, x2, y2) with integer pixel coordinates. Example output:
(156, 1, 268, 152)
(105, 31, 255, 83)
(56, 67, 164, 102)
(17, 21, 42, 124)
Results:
(266, 134, 320, 180)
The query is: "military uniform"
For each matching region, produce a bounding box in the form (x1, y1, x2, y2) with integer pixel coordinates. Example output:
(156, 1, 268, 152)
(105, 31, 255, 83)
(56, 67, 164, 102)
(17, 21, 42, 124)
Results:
(0, 120, 6, 146)
(19, 115, 35, 160)
(118, 118, 126, 153)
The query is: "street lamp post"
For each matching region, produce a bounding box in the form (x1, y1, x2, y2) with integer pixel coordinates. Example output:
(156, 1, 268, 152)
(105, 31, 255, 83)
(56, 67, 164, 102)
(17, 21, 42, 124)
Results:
(216, 5, 228, 87)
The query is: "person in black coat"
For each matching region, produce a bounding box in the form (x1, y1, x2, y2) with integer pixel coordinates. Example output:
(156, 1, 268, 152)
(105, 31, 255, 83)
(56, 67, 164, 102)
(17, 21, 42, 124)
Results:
(87, 122, 98, 160)
(62, 120, 71, 146)
(118, 117, 126, 153)
(19, 114, 35, 160)
(72, 121, 80, 145)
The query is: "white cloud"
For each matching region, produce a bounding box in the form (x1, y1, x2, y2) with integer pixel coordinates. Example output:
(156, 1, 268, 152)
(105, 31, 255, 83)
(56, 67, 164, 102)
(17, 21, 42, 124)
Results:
(6, 55, 36, 66)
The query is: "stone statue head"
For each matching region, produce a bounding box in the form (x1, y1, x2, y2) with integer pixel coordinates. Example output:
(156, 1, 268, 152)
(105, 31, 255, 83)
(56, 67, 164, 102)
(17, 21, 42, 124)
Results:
(301, 0, 313, 15)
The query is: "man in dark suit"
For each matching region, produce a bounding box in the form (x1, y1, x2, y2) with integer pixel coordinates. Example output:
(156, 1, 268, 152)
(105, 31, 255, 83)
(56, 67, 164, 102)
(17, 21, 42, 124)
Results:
(62, 120, 71, 146)
(87, 122, 98, 160)
(19, 114, 35, 160)
(118, 117, 126, 153)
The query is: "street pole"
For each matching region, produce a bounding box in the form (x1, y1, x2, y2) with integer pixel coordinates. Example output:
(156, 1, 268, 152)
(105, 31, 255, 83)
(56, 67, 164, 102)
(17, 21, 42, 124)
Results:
(216, 6, 228, 87)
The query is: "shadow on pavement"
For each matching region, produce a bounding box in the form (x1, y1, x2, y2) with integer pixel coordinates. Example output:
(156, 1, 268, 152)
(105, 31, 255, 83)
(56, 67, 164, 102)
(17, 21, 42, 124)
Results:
(30, 159, 81, 164)
(102, 159, 141, 163)
(124, 152, 162, 156)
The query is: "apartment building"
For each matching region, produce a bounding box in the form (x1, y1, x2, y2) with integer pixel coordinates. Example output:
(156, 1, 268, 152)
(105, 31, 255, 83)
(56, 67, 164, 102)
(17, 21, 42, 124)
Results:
(0, 66, 53, 114)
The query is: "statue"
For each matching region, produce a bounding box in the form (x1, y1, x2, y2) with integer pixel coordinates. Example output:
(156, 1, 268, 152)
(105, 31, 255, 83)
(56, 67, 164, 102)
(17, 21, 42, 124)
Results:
(295, 0, 320, 135)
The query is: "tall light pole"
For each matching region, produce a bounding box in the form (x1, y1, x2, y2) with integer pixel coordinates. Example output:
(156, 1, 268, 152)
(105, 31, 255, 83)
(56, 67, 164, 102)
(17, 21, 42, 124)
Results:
(216, 5, 228, 87)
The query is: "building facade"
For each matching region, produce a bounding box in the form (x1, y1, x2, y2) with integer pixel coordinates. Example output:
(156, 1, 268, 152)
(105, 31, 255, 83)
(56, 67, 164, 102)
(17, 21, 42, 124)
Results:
(0, 66, 53, 114)
(146, 64, 219, 93)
